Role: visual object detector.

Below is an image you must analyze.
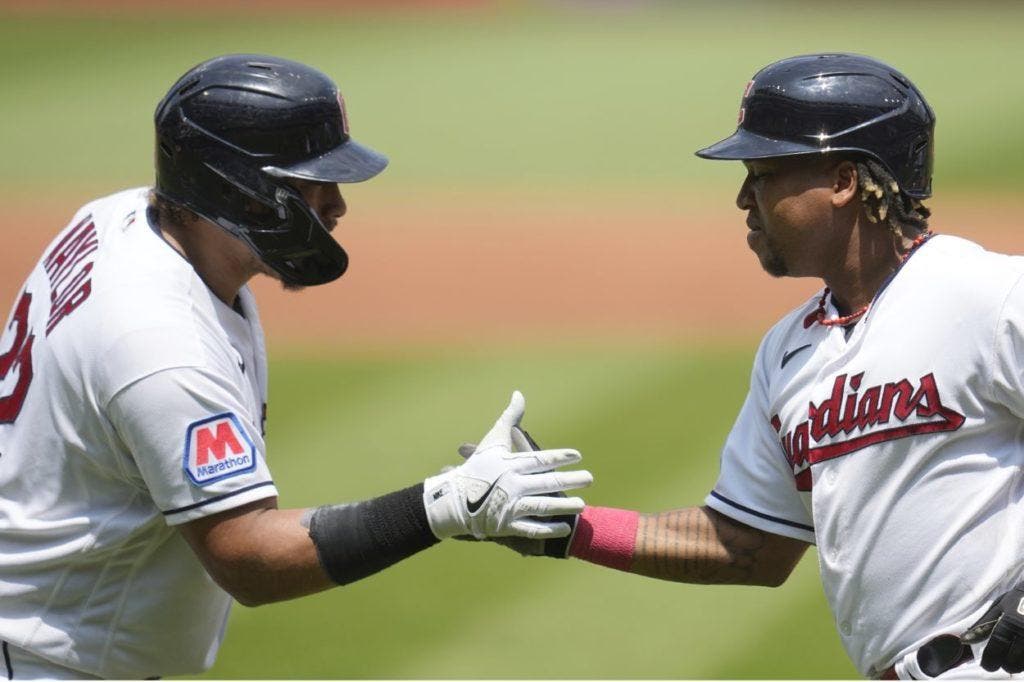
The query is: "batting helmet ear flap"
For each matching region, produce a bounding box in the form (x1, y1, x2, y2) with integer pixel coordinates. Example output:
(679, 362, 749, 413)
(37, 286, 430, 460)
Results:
(247, 184, 349, 286)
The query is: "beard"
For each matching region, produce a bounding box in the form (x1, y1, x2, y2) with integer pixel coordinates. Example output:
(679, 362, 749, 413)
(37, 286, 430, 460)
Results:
(757, 233, 789, 277)
(761, 251, 788, 277)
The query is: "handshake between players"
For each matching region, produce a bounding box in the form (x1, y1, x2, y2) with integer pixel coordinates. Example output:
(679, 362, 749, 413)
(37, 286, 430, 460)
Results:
(303, 390, 591, 591)
(422, 390, 591, 542)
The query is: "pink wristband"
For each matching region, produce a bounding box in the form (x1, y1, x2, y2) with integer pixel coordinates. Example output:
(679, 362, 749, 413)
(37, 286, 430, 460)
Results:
(568, 506, 640, 571)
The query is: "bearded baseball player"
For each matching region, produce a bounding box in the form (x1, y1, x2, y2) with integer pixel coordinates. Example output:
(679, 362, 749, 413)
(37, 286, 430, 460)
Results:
(0, 54, 592, 679)
(493, 53, 1024, 679)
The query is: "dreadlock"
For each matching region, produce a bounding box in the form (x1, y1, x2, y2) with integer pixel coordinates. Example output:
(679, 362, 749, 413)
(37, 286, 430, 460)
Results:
(855, 157, 930, 239)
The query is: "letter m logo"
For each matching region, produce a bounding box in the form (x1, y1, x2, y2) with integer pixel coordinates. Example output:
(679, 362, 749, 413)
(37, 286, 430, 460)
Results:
(195, 421, 244, 466)
(183, 413, 257, 486)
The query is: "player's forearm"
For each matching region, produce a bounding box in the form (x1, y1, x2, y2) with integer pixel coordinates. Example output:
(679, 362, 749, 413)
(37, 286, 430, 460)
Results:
(632, 506, 805, 586)
(570, 505, 808, 587)
(181, 487, 440, 606)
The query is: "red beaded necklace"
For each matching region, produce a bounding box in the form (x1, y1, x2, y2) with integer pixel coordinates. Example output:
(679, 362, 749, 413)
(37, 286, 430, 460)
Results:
(807, 231, 933, 328)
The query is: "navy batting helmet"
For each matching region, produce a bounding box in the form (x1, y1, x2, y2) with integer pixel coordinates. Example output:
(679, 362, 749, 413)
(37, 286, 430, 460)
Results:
(154, 54, 388, 286)
(697, 53, 935, 198)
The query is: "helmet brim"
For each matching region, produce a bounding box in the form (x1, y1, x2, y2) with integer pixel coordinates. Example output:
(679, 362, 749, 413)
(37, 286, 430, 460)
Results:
(696, 128, 831, 161)
(265, 137, 389, 183)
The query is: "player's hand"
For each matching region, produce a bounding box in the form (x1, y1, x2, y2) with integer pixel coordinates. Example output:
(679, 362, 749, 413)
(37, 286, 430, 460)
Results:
(452, 425, 580, 558)
(422, 391, 592, 540)
(963, 583, 1024, 673)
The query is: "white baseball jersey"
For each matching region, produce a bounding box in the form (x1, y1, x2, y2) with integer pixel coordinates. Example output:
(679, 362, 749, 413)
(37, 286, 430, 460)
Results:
(0, 188, 278, 678)
(705, 234, 1024, 678)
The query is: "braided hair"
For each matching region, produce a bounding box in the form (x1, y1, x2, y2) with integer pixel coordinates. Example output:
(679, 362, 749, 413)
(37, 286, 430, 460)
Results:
(855, 157, 931, 239)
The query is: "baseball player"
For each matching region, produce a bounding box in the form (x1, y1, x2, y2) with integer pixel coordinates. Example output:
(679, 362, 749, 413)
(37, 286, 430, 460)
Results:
(498, 54, 1024, 679)
(0, 54, 592, 679)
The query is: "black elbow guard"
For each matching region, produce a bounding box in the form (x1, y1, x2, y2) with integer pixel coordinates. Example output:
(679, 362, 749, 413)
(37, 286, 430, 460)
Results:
(308, 483, 439, 585)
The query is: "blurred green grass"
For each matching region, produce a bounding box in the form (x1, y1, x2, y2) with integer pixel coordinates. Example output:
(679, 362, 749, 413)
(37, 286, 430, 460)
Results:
(1, 2, 1023, 197)
(188, 345, 856, 679)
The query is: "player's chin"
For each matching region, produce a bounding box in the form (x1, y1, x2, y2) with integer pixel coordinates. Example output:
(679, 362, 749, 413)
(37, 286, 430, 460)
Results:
(757, 251, 789, 278)
(761, 254, 790, 276)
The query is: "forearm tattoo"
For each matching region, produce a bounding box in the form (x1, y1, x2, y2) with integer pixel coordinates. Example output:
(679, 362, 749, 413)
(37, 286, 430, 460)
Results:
(632, 508, 779, 585)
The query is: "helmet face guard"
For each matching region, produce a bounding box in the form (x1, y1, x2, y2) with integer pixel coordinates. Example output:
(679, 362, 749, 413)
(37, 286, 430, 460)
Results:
(697, 53, 935, 199)
(154, 54, 388, 286)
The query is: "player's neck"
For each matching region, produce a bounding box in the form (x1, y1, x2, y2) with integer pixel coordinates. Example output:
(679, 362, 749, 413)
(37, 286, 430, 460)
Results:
(158, 218, 256, 307)
(822, 222, 908, 316)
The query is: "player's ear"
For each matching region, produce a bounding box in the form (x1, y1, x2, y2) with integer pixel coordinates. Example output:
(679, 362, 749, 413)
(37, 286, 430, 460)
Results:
(830, 160, 859, 208)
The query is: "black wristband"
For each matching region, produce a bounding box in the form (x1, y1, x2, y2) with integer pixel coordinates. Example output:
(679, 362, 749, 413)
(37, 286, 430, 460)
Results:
(308, 483, 439, 586)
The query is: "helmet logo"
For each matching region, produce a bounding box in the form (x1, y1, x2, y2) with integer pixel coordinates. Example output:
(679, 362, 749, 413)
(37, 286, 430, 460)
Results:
(337, 91, 350, 136)
(738, 79, 755, 125)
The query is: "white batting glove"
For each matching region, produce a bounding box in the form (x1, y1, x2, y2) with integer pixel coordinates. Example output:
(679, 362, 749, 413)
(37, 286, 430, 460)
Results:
(456, 425, 577, 558)
(422, 391, 592, 540)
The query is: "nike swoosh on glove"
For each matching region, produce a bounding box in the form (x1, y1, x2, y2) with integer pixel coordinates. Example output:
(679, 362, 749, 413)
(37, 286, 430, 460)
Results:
(422, 391, 592, 540)
(455, 425, 579, 558)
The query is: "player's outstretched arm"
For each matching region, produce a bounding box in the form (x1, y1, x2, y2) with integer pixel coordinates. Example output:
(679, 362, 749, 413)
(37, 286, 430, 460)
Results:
(545, 505, 808, 587)
(477, 431, 807, 586)
(491, 503, 807, 587)
(176, 391, 592, 606)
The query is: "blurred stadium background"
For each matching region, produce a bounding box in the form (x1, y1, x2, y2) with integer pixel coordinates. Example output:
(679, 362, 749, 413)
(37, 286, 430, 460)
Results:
(2, 0, 1023, 678)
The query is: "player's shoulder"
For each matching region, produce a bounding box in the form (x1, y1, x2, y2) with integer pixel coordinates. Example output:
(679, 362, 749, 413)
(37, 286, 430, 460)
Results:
(64, 188, 198, 330)
(751, 291, 824, 378)
(911, 234, 1024, 307)
(920, 234, 1024, 278)
(41, 188, 244, 405)
(63, 187, 150, 235)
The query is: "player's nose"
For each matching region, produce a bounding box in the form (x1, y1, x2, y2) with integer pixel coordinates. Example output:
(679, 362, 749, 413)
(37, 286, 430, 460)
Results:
(736, 174, 755, 211)
(326, 193, 346, 223)
(318, 186, 346, 231)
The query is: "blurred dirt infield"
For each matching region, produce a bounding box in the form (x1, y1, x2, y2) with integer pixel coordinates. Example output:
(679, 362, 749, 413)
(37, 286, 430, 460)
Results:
(3, 194, 1023, 348)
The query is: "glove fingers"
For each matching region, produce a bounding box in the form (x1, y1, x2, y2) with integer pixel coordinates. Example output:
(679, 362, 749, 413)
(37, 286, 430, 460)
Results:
(492, 535, 545, 557)
(463, 427, 542, 459)
(521, 470, 594, 495)
(476, 390, 526, 451)
(507, 518, 572, 539)
(514, 495, 585, 518)
(510, 448, 583, 474)
(510, 426, 535, 453)
(1005, 638, 1024, 674)
(981, 618, 1010, 672)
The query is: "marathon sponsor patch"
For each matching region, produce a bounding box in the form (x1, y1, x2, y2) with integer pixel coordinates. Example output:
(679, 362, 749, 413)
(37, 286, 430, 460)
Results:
(183, 413, 256, 486)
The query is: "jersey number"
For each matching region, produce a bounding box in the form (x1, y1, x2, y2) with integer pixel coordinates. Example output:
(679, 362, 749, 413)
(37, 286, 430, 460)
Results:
(0, 292, 35, 423)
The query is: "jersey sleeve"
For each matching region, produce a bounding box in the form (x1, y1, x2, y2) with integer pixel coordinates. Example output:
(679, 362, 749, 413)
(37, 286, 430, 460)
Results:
(106, 366, 278, 525)
(704, 343, 816, 544)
